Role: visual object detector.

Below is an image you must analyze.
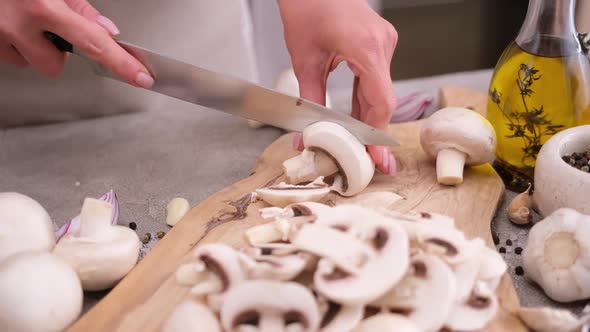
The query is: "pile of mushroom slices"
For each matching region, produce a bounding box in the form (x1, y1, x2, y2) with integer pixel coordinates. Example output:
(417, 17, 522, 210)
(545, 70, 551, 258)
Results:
(166, 203, 507, 332)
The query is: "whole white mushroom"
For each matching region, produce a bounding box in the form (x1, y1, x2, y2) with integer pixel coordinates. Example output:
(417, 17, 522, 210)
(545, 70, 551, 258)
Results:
(0, 192, 56, 263)
(0, 251, 83, 332)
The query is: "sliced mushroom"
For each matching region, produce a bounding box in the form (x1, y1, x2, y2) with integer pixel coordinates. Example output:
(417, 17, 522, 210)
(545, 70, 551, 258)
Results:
(450, 240, 484, 302)
(420, 107, 496, 185)
(220, 280, 320, 332)
(445, 281, 498, 331)
(162, 300, 221, 332)
(306, 206, 410, 305)
(245, 202, 330, 246)
(523, 208, 590, 302)
(370, 252, 456, 332)
(237, 250, 310, 281)
(283, 121, 375, 196)
(516, 306, 589, 332)
(313, 292, 364, 332)
(352, 313, 419, 332)
(175, 243, 246, 311)
(255, 177, 331, 208)
(476, 243, 507, 291)
(412, 224, 469, 266)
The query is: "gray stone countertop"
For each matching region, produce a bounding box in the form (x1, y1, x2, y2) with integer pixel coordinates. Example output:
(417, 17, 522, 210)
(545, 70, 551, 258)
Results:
(1, 68, 586, 318)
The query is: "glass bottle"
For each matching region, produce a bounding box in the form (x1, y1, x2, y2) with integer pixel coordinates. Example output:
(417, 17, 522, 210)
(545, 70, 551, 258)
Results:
(487, 0, 590, 191)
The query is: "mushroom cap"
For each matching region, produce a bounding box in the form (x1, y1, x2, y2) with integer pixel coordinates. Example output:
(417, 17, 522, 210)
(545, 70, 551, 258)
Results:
(0, 251, 83, 332)
(53, 226, 141, 291)
(302, 121, 375, 196)
(352, 313, 419, 332)
(162, 300, 221, 332)
(419, 107, 496, 165)
(220, 280, 320, 332)
(523, 208, 590, 302)
(0, 192, 55, 263)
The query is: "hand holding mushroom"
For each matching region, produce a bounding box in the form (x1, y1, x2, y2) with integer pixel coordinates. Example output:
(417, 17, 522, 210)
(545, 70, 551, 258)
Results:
(420, 107, 496, 185)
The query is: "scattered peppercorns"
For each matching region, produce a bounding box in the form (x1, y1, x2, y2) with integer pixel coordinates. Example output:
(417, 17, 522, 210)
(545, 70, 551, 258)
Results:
(499, 247, 506, 254)
(156, 231, 166, 239)
(505, 239, 512, 246)
(129, 222, 137, 230)
(563, 150, 590, 171)
(515, 266, 524, 276)
(142, 233, 151, 244)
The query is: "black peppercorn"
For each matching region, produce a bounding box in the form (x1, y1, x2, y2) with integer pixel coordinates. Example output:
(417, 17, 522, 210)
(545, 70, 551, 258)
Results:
(156, 231, 166, 239)
(129, 222, 137, 230)
(562, 155, 571, 163)
(499, 247, 506, 254)
(515, 266, 524, 275)
(492, 232, 500, 245)
(506, 239, 512, 246)
(142, 233, 151, 244)
(514, 247, 523, 255)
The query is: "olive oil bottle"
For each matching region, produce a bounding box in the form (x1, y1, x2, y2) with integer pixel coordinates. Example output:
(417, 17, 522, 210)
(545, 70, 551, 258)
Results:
(487, 0, 590, 191)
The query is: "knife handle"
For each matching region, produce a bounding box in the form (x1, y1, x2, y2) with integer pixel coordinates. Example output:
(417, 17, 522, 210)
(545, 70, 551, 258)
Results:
(44, 32, 73, 53)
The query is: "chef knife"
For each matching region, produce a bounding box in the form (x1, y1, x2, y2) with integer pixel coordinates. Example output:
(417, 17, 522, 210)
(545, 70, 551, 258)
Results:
(45, 32, 399, 147)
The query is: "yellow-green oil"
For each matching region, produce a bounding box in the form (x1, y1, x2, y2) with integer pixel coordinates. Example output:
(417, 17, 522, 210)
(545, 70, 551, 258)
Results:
(487, 41, 590, 189)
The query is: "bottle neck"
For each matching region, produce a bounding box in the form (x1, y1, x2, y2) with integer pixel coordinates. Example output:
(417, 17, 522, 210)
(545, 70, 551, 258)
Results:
(516, 0, 580, 57)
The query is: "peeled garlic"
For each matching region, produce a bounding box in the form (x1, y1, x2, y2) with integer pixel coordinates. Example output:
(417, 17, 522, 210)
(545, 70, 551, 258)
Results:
(523, 208, 590, 302)
(166, 197, 191, 227)
(507, 183, 532, 225)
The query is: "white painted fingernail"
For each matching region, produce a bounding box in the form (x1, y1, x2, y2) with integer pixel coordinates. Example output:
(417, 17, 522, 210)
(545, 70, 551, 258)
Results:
(135, 72, 154, 88)
(97, 15, 120, 36)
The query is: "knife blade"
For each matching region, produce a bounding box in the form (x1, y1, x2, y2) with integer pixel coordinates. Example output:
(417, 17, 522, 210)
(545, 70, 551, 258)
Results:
(45, 33, 400, 147)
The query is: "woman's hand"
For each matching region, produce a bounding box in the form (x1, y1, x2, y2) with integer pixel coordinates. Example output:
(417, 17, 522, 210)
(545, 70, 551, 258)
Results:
(278, 0, 398, 175)
(0, 0, 153, 88)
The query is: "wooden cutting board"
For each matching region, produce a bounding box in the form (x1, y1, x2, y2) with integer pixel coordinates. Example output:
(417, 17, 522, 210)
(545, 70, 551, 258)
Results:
(67, 87, 527, 332)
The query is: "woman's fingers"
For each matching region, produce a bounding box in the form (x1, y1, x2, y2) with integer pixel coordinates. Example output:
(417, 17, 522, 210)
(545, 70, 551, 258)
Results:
(11, 33, 66, 76)
(0, 42, 28, 67)
(368, 145, 397, 175)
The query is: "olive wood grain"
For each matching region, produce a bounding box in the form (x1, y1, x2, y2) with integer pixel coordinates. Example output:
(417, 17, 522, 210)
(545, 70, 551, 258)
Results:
(67, 87, 527, 332)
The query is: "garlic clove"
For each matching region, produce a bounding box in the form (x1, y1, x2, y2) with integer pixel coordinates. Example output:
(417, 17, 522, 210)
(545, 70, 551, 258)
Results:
(507, 183, 533, 225)
(166, 197, 191, 227)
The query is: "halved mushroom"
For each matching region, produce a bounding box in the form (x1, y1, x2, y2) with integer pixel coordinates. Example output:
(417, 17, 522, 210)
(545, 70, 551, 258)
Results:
(162, 300, 221, 332)
(420, 107, 496, 185)
(444, 281, 498, 331)
(53, 198, 140, 291)
(255, 177, 331, 208)
(175, 243, 246, 310)
(220, 280, 320, 332)
(523, 208, 590, 302)
(299, 206, 409, 305)
(352, 313, 419, 332)
(282, 121, 375, 196)
(369, 252, 456, 332)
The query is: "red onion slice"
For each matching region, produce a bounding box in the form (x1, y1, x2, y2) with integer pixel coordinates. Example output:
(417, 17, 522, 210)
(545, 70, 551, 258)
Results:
(55, 190, 120, 241)
(391, 92, 433, 123)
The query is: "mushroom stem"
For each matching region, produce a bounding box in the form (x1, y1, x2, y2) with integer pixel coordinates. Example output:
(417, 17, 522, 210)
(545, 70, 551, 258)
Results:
(245, 222, 284, 245)
(283, 149, 338, 184)
(436, 148, 467, 185)
(78, 198, 113, 237)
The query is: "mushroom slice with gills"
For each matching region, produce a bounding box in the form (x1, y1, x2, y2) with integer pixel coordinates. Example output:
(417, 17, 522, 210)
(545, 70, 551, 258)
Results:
(315, 294, 363, 332)
(369, 252, 456, 332)
(419, 107, 496, 185)
(310, 220, 410, 305)
(445, 281, 499, 331)
(290, 223, 375, 275)
(523, 208, 590, 302)
(352, 313, 419, 332)
(255, 177, 330, 208)
(449, 238, 486, 302)
(52, 198, 140, 291)
(516, 306, 590, 332)
(175, 243, 246, 310)
(220, 280, 320, 332)
(236, 250, 309, 281)
(162, 300, 221, 332)
(283, 121, 375, 196)
(411, 223, 469, 266)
